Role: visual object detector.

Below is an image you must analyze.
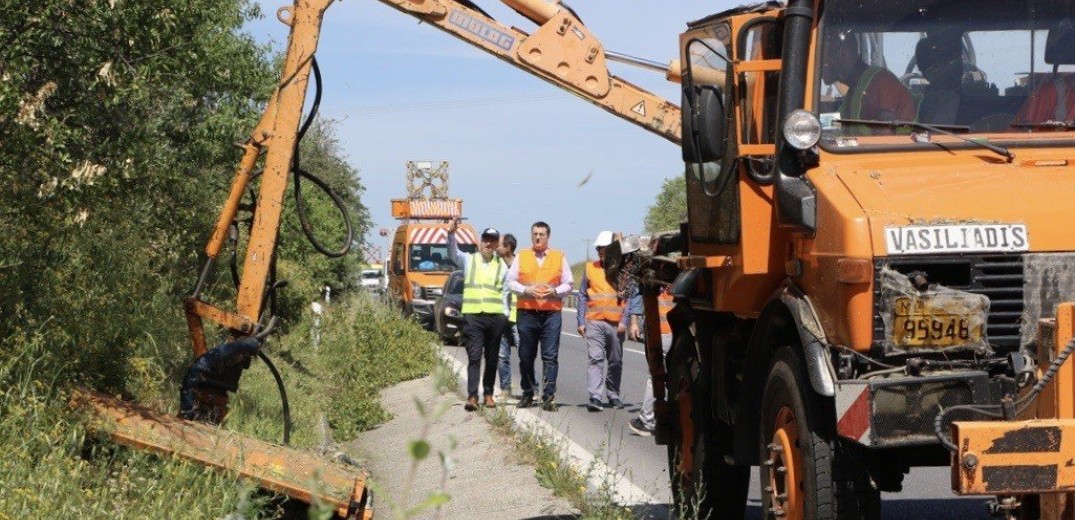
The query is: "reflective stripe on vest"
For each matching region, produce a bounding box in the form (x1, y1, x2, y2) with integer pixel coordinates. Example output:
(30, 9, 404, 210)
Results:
(584, 261, 622, 322)
(462, 253, 505, 314)
(517, 248, 564, 311)
(658, 294, 674, 334)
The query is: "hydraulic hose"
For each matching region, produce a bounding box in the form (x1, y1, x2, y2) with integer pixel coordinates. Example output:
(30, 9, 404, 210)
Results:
(292, 57, 354, 259)
(256, 350, 292, 445)
(934, 339, 1075, 451)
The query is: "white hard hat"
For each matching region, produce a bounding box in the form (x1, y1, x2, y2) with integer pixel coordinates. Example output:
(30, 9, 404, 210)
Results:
(620, 235, 642, 254)
(594, 230, 614, 247)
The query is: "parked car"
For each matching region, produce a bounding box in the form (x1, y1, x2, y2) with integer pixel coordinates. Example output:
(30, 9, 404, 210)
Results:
(359, 267, 383, 293)
(433, 270, 464, 345)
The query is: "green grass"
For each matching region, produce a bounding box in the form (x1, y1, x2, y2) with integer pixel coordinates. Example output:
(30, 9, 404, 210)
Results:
(0, 292, 436, 518)
(227, 294, 438, 444)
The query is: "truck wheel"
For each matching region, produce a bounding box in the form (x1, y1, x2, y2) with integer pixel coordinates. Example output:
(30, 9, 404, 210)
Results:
(760, 347, 880, 520)
(667, 332, 749, 518)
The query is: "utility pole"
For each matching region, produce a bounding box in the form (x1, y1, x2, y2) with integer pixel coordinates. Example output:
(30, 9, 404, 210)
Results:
(582, 238, 592, 261)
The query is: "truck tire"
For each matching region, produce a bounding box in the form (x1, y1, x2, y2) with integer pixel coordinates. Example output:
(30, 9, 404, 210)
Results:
(667, 332, 750, 519)
(760, 346, 880, 520)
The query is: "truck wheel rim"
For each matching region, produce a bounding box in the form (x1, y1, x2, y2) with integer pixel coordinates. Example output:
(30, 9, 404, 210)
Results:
(767, 406, 804, 520)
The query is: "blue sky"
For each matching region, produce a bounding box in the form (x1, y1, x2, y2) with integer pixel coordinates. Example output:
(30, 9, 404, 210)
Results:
(245, 1, 735, 263)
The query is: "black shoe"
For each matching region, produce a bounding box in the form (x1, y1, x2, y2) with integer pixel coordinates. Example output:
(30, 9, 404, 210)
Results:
(541, 396, 558, 412)
(628, 418, 654, 437)
(587, 398, 604, 412)
(518, 395, 534, 409)
(608, 398, 623, 409)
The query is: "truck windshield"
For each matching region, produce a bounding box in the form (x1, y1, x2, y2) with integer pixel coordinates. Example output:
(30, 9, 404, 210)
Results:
(819, 0, 1075, 144)
(408, 243, 474, 272)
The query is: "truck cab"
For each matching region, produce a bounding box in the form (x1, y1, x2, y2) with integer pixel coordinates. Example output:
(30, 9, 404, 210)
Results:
(388, 221, 476, 328)
(650, 1, 1075, 518)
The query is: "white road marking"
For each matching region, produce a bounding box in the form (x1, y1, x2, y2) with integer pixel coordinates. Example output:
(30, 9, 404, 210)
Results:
(437, 350, 658, 506)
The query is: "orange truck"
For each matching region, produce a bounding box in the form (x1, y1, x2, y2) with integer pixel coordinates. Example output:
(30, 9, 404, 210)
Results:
(604, 2, 1075, 519)
(386, 161, 477, 328)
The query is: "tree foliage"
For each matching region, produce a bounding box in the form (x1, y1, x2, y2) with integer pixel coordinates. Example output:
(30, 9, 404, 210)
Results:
(0, 0, 368, 396)
(643, 176, 687, 233)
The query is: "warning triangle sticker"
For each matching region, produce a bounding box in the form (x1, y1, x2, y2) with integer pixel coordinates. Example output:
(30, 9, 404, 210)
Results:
(631, 100, 646, 116)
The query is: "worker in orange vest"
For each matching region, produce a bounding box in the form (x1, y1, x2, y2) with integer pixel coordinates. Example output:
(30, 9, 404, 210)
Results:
(505, 221, 574, 411)
(577, 231, 629, 412)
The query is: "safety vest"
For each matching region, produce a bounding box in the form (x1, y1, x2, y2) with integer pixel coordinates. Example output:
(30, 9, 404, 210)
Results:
(517, 248, 564, 311)
(1014, 75, 1075, 125)
(657, 292, 674, 335)
(462, 253, 505, 315)
(506, 286, 517, 322)
(584, 261, 622, 323)
(840, 66, 885, 135)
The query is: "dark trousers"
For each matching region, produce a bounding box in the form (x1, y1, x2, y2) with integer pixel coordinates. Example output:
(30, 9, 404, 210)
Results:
(463, 312, 508, 398)
(517, 309, 562, 399)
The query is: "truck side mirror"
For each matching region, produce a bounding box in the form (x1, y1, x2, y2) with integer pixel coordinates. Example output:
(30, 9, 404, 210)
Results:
(393, 260, 404, 275)
(681, 85, 726, 164)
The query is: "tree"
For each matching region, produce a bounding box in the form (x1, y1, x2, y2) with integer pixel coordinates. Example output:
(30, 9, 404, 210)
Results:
(643, 176, 687, 233)
(0, 0, 368, 396)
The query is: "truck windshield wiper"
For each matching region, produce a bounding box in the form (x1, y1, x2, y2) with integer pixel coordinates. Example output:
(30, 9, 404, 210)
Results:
(836, 118, 1015, 163)
(1010, 120, 1075, 130)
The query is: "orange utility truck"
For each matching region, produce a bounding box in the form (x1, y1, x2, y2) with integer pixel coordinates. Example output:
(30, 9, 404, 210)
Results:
(387, 161, 476, 328)
(602, 2, 1075, 519)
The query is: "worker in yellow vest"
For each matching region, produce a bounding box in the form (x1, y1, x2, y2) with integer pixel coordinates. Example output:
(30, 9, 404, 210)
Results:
(506, 221, 574, 411)
(448, 219, 509, 412)
(823, 30, 915, 135)
(629, 288, 675, 436)
(577, 231, 630, 412)
(496, 233, 519, 401)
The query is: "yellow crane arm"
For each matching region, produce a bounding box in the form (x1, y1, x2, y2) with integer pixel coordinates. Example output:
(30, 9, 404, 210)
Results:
(376, 0, 683, 144)
(182, 0, 693, 420)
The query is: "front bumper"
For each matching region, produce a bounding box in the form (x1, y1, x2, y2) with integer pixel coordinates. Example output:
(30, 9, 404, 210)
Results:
(835, 370, 1013, 448)
(409, 299, 436, 329)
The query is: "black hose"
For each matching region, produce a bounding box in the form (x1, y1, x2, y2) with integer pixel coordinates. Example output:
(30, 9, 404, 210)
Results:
(256, 350, 292, 445)
(1018, 339, 1075, 412)
(292, 57, 354, 258)
(934, 339, 1075, 451)
(294, 167, 353, 257)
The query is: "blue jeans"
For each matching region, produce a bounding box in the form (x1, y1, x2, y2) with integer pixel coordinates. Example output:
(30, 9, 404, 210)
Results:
(498, 322, 518, 391)
(517, 309, 562, 399)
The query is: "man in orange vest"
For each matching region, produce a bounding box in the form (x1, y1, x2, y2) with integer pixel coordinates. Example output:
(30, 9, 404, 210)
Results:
(577, 231, 629, 412)
(506, 221, 574, 411)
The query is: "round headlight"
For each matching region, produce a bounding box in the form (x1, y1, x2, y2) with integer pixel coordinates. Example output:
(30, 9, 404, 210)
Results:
(783, 109, 822, 150)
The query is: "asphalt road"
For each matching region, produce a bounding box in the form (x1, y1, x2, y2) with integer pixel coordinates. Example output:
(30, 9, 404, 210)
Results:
(443, 309, 993, 519)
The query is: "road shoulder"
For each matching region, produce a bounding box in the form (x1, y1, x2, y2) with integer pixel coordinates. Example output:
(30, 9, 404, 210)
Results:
(350, 375, 575, 519)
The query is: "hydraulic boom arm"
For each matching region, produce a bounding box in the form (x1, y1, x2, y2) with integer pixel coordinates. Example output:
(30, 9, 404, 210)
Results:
(182, 0, 687, 422)
(377, 0, 683, 144)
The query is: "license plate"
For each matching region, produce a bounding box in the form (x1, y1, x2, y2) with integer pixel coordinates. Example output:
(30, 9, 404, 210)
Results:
(892, 296, 985, 348)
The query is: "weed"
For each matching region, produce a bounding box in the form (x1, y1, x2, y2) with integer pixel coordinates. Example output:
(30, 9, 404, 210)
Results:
(0, 292, 437, 517)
